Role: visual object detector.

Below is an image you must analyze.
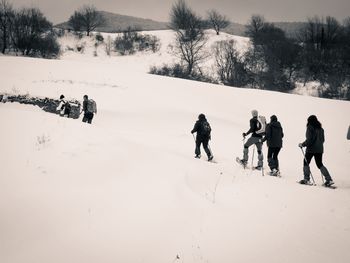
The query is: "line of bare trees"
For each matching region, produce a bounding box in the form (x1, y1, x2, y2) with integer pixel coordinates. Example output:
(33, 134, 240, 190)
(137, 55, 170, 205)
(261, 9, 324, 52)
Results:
(0, 0, 59, 58)
(154, 0, 349, 100)
(215, 15, 350, 99)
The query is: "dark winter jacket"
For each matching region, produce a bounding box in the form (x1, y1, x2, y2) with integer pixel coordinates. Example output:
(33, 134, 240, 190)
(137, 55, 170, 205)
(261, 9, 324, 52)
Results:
(262, 120, 284, 148)
(246, 117, 263, 138)
(302, 125, 325, 153)
(82, 100, 88, 113)
(191, 118, 211, 141)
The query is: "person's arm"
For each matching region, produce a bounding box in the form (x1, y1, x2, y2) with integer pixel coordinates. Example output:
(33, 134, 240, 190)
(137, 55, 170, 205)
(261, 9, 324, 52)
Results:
(261, 124, 271, 143)
(302, 126, 316, 147)
(191, 122, 199, 134)
(81, 101, 87, 114)
(244, 119, 255, 136)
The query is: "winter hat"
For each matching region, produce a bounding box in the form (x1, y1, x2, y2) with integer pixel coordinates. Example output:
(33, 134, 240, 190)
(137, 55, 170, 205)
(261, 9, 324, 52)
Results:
(307, 115, 322, 128)
(251, 110, 258, 117)
(60, 94, 65, 99)
(198, 113, 206, 120)
(270, 115, 277, 122)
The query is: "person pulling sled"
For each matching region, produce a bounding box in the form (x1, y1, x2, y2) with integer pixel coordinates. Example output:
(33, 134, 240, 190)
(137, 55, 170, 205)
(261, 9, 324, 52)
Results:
(191, 114, 214, 161)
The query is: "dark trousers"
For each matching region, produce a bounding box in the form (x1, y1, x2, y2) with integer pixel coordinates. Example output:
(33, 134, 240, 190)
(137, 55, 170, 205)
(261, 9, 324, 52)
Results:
(82, 112, 94, 124)
(303, 152, 332, 181)
(195, 138, 212, 158)
(267, 147, 281, 170)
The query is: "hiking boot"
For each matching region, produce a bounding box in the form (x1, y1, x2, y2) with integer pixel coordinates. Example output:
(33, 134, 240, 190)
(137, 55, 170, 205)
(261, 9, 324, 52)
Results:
(254, 165, 263, 170)
(195, 155, 201, 159)
(324, 180, 334, 187)
(299, 179, 311, 185)
(208, 156, 214, 161)
(238, 159, 247, 166)
(271, 168, 279, 176)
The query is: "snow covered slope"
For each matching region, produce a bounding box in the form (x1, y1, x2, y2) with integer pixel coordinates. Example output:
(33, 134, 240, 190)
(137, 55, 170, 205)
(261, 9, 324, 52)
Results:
(0, 37, 350, 263)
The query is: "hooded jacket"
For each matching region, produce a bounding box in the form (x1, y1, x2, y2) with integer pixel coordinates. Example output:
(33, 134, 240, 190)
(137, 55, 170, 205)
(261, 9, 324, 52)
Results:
(263, 119, 284, 148)
(191, 115, 211, 140)
(302, 125, 325, 153)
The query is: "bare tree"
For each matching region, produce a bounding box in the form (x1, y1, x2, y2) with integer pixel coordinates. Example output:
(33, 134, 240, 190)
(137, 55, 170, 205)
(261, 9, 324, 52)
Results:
(0, 0, 14, 53)
(207, 9, 230, 35)
(12, 7, 55, 56)
(245, 15, 266, 44)
(170, 0, 207, 75)
(68, 5, 105, 36)
(214, 40, 248, 86)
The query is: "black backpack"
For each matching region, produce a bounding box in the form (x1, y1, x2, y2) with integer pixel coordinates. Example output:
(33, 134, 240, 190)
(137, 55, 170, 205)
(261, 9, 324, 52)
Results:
(202, 121, 211, 136)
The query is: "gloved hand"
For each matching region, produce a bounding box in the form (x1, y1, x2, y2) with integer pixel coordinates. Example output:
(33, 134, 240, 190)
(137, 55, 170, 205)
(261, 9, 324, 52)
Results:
(242, 133, 247, 137)
(298, 143, 303, 148)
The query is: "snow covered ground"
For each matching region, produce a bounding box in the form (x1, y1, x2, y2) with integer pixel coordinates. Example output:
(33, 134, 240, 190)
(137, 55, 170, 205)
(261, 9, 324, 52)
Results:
(1, 30, 350, 263)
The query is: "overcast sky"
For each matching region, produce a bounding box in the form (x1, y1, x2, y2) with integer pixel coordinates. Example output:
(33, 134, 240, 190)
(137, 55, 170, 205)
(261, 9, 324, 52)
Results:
(10, 0, 350, 24)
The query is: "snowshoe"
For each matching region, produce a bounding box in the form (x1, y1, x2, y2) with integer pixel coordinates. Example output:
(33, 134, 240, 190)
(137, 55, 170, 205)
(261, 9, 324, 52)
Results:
(195, 155, 201, 159)
(253, 165, 263, 171)
(208, 156, 214, 162)
(236, 157, 247, 168)
(299, 179, 313, 185)
(323, 181, 337, 189)
(270, 169, 281, 177)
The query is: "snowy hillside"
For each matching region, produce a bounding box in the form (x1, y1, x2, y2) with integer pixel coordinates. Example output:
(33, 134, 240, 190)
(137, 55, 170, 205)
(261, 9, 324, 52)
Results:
(57, 29, 250, 75)
(1, 31, 350, 263)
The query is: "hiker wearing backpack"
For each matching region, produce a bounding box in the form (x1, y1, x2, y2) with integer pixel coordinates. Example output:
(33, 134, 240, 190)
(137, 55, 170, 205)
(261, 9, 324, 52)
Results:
(238, 110, 265, 169)
(261, 115, 284, 176)
(81, 95, 97, 124)
(298, 115, 334, 186)
(191, 114, 214, 161)
(56, 95, 71, 117)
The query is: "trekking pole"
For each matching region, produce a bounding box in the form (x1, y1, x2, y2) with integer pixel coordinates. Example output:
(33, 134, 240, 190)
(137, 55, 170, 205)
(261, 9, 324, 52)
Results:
(208, 144, 213, 158)
(251, 147, 255, 170)
(300, 147, 316, 185)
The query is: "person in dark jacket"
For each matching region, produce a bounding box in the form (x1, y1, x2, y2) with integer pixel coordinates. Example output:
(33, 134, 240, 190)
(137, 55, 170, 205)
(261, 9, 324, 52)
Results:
(261, 115, 284, 176)
(191, 114, 213, 161)
(239, 110, 264, 169)
(298, 115, 334, 186)
(81, 95, 94, 124)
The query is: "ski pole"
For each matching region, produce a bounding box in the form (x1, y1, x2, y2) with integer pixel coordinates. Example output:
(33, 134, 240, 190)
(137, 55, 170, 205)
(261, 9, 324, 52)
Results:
(300, 147, 316, 185)
(251, 146, 255, 170)
(208, 144, 213, 157)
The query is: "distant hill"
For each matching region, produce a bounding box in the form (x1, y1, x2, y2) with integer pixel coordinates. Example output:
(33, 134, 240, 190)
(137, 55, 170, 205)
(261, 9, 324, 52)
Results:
(56, 11, 306, 38)
(222, 21, 306, 38)
(55, 11, 169, 32)
(222, 22, 247, 37)
(273, 22, 306, 38)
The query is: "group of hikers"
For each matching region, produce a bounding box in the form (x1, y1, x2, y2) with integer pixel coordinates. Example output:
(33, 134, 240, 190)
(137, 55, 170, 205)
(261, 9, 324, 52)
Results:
(191, 110, 335, 187)
(56, 94, 338, 187)
(56, 94, 97, 124)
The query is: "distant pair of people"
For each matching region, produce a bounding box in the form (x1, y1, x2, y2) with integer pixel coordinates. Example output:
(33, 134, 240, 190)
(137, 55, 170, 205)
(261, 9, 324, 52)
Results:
(56, 94, 97, 124)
